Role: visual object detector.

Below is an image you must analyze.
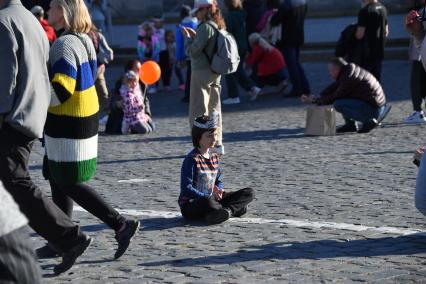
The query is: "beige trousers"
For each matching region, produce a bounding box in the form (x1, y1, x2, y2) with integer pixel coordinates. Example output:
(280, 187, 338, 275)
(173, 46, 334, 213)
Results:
(189, 69, 223, 145)
(95, 64, 109, 115)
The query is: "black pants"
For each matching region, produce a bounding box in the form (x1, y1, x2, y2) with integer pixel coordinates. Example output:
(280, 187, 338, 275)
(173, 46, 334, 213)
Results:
(0, 124, 84, 251)
(159, 50, 172, 87)
(0, 227, 42, 284)
(362, 59, 383, 82)
(50, 181, 126, 232)
(180, 188, 254, 220)
(411, 60, 426, 112)
(183, 60, 192, 100)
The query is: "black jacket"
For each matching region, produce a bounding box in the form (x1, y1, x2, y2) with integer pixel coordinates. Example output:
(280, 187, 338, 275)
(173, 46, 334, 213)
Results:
(270, 0, 307, 48)
(316, 63, 386, 108)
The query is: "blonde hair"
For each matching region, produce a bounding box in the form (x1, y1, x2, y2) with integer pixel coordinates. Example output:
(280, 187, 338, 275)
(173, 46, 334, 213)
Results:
(248, 33, 273, 51)
(57, 0, 92, 33)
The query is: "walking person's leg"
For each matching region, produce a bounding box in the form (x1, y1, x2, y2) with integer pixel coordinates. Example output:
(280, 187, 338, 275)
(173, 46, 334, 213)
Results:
(50, 182, 139, 259)
(95, 64, 109, 116)
(295, 47, 310, 94)
(0, 125, 91, 274)
(412, 61, 425, 112)
(182, 60, 192, 101)
(282, 47, 302, 96)
(159, 50, 172, 88)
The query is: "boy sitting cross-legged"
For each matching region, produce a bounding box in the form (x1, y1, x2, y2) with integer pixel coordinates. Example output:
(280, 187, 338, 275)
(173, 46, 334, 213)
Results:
(179, 113, 255, 224)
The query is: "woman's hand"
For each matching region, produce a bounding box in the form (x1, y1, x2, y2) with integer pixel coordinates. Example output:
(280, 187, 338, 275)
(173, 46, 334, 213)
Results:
(181, 26, 196, 38)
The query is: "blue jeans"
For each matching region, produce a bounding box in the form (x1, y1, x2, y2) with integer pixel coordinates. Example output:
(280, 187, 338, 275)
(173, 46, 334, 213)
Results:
(416, 151, 426, 216)
(281, 47, 310, 95)
(333, 99, 384, 124)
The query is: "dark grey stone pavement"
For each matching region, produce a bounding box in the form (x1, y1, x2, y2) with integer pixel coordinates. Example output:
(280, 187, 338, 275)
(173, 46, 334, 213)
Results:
(26, 59, 426, 283)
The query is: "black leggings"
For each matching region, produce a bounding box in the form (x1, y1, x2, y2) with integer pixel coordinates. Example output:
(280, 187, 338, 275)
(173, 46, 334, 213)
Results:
(180, 187, 254, 220)
(50, 181, 126, 232)
(411, 60, 426, 112)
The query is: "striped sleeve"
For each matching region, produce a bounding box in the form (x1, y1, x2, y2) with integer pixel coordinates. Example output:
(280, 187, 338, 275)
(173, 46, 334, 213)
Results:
(49, 39, 77, 106)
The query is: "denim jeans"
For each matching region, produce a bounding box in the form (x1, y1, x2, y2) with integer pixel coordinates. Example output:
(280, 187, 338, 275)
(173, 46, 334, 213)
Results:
(415, 151, 426, 216)
(333, 99, 384, 124)
(281, 47, 310, 95)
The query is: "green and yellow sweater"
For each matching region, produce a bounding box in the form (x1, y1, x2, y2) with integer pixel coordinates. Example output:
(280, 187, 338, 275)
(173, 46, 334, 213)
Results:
(44, 33, 99, 186)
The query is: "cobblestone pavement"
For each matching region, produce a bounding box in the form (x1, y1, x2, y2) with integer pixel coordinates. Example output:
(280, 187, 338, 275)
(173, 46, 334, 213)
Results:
(28, 60, 426, 283)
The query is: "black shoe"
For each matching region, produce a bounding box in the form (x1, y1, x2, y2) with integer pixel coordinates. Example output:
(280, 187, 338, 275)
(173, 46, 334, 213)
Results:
(205, 208, 230, 224)
(36, 243, 61, 259)
(53, 235, 92, 275)
(336, 122, 358, 133)
(232, 205, 248, 217)
(114, 220, 140, 260)
(377, 104, 392, 124)
(358, 119, 378, 133)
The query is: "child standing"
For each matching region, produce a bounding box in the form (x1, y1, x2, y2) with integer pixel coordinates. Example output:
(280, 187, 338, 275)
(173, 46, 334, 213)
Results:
(179, 114, 255, 224)
(119, 71, 154, 134)
(137, 22, 161, 94)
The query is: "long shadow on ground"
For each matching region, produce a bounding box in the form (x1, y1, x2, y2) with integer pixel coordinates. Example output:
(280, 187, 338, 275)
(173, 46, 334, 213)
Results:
(140, 235, 426, 267)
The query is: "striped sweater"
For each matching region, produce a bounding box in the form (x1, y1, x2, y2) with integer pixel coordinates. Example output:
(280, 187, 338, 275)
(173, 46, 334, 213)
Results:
(179, 148, 224, 206)
(45, 33, 99, 186)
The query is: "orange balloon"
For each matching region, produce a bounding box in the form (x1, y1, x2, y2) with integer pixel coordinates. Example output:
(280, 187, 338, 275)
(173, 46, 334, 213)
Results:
(139, 60, 161, 85)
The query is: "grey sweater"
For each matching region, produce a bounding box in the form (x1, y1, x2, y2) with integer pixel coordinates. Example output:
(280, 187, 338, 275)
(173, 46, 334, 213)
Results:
(0, 0, 51, 138)
(0, 182, 27, 237)
(185, 21, 218, 71)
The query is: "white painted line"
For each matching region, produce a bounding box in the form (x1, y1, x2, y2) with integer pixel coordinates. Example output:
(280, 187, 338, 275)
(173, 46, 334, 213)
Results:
(117, 179, 150, 183)
(73, 206, 425, 236)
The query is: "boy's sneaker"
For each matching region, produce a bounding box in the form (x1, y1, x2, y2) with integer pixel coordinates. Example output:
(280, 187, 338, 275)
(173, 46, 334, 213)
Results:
(114, 219, 140, 259)
(53, 235, 92, 275)
(249, 86, 262, 101)
(404, 111, 426, 124)
(222, 97, 240, 105)
(205, 208, 230, 224)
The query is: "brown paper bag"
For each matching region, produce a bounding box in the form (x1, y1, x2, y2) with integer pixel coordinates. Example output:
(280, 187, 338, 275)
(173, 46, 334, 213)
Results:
(305, 105, 336, 136)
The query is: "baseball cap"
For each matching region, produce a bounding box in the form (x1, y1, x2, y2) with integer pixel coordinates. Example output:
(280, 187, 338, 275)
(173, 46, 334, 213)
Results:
(190, 0, 214, 16)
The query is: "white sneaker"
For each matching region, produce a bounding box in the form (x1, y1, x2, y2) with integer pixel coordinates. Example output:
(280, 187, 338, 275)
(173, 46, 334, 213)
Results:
(403, 111, 426, 124)
(249, 86, 262, 101)
(222, 97, 240, 105)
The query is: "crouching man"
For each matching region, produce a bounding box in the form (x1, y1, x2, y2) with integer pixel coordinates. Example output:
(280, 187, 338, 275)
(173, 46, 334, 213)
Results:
(301, 57, 391, 133)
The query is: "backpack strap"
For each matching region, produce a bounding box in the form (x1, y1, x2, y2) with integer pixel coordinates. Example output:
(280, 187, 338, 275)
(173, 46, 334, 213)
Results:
(202, 21, 219, 64)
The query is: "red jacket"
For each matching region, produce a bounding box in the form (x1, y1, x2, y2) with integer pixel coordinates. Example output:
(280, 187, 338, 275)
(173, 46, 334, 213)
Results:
(246, 44, 286, 76)
(40, 19, 57, 44)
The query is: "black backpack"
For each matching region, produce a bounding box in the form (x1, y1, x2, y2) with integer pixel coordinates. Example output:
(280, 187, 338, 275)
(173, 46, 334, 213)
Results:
(335, 24, 369, 65)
